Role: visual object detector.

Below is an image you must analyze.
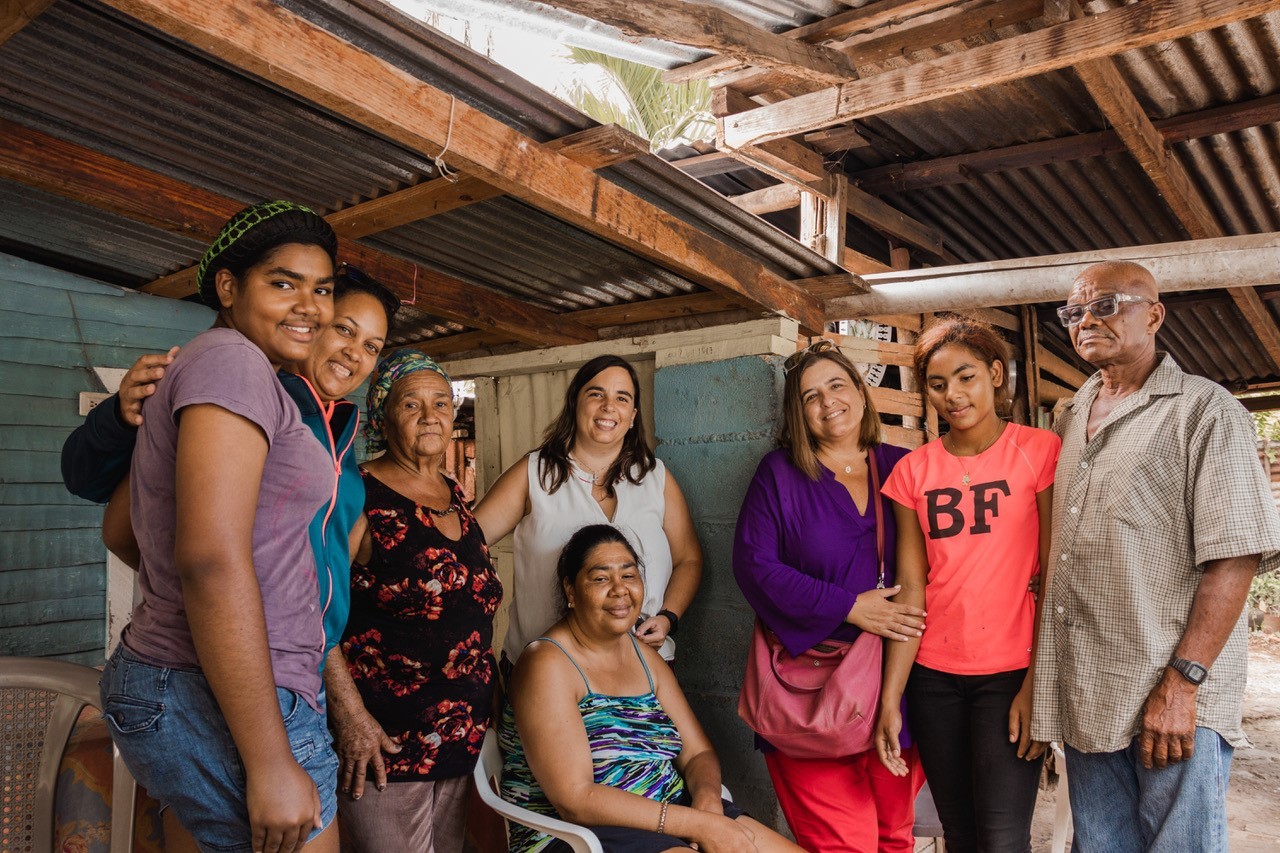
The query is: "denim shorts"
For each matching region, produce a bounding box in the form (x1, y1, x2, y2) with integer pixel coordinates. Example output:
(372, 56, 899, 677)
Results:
(99, 645, 338, 852)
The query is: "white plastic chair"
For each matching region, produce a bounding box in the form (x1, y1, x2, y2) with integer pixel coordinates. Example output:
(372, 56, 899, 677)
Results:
(474, 728, 606, 853)
(1050, 742, 1073, 853)
(0, 656, 137, 853)
(473, 728, 733, 853)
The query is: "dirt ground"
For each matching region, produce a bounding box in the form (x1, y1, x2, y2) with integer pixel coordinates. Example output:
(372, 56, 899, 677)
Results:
(1020, 633, 1280, 852)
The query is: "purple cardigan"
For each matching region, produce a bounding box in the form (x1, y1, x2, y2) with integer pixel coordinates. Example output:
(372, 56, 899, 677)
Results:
(733, 444, 909, 657)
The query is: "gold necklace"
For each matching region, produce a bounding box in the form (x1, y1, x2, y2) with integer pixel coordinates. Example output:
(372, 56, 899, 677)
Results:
(945, 424, 1004, 486)
(820, 449, 865, 475)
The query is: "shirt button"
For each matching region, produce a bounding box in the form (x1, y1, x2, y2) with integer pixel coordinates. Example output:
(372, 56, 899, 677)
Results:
(1079, 461, 1089, 469)
(1056, 606, 1064, 614)
(1060, 554, 1068, 562)
(1069, 506, 1079, 514)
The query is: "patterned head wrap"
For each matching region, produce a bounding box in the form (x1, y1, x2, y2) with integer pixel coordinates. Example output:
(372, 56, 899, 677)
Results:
(196, 200, 338, 307)
(364, 349, 452, 453)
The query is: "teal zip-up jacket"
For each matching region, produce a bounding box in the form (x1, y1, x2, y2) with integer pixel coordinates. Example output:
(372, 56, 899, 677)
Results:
(61, 371, 364, 670)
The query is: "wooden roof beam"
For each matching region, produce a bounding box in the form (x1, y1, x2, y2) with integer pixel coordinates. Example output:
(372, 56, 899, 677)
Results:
(0, 118, 597, 348)
(536, 0, 860, 87)
(719, 0, 1280, 150)
(853, 93, 1280, 194)
(663, 0, 960, 85)
(711, 87, 828, 187)
(101, 0, 827, 332)
(325, 124, 650, 239)
(0, 0, 55, 46)
(825, 234, 1280, 317)
(713, 0, 1047, 99)
(1065, 1, 1280, 371)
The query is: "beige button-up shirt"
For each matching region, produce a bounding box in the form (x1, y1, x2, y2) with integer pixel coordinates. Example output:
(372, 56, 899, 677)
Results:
(1032, 354, 1280, 752)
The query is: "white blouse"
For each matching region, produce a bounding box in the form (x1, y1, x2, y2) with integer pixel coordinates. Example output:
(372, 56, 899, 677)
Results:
(506, 450, 674, 661)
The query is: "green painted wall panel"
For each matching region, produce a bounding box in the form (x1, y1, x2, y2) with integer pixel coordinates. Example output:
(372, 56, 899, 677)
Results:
(0, 594, 103, 628)
(0, 252, 212, 662)
(0, 394, 86, 427)
(0, 450, 65, 483)
(0, 504, 105, 532)
(0, 564, 104, 604)
(0, 483, 104, 506)
(0, 620, 103, 657)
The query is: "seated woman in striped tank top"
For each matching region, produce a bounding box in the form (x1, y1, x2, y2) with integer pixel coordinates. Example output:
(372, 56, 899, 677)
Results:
(500, 525, 801, 853)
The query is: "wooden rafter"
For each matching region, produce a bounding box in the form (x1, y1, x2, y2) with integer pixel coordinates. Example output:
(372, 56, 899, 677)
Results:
(663, 0, 962, 84)
(0, 0, 54, 45)
(714, 0, 1047, 98)
(100, 0, 828, 333)
(536, 0, 859, 86)
(719, 0, 1280, 149)
(710, 88, 827, 187)
(1064, 2, 1280, 370)
(853, 93, 1280, 193)
(729, 183, 802, 215)
(0, 118, 598, 347)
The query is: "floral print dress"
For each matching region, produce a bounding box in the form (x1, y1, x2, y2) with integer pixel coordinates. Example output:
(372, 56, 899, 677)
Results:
(342, 470, 503, 781)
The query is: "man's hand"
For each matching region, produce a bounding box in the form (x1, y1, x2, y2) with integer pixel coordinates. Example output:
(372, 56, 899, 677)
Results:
(1138, 669, 1198, 769)
(117, 347, 179, 426)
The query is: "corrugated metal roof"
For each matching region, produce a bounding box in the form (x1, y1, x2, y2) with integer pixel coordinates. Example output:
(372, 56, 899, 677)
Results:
(522, 0, 1280, 385)
(0, 0, 839, 348)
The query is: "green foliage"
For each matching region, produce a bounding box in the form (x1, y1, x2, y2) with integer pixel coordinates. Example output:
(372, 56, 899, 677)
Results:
(565, 48, 714, 151)
(1255, 409, 1280, 463)
(1249, 572, 1280, 614)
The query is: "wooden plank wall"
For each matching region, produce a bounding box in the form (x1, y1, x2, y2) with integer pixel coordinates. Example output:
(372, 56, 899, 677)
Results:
(0, 253, 212, 663)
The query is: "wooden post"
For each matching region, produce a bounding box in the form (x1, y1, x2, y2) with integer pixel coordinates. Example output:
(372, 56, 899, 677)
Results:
(1020, 304, 1042, 427)
(799, 174, 847, 264)
(888, 247, 923, 433)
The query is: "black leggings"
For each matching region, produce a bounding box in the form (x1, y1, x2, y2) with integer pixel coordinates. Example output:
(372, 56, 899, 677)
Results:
(906, 663, 1043, 853)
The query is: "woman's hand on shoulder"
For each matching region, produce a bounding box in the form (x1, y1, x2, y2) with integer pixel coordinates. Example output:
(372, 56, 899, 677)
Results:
(846, 586, 926, 641)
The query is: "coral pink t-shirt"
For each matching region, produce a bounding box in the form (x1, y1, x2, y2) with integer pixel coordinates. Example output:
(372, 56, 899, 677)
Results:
(881, 423, 1060, 675)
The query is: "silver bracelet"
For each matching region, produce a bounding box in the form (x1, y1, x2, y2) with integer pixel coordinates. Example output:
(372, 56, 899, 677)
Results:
(657, 801, 669, 834)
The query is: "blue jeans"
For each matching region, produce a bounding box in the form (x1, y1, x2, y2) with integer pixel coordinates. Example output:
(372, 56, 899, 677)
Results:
(1065, 727, 1233, 853)
(100, 645, 338, 852)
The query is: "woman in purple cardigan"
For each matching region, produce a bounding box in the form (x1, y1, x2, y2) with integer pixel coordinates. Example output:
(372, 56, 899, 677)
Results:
(733, 340, 927, 853)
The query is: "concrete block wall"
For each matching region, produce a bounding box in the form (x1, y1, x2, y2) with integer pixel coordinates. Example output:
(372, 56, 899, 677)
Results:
(652, 353, 786, 829)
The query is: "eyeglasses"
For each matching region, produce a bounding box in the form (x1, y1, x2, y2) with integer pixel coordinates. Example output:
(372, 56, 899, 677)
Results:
(783, 339, 837, 373)
(336, 262, 373, 286)
(1056, 293, 1155, 327)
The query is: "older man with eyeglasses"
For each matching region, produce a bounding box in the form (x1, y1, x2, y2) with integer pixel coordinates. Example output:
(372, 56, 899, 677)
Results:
(1030, 260, 1280, 852)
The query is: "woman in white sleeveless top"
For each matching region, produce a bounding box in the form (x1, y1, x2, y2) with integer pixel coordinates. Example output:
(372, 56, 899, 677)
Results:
(475, 355, 702, 664)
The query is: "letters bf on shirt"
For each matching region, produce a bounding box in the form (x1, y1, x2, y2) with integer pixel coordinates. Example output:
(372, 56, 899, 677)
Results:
(926, 480, 1011, 539)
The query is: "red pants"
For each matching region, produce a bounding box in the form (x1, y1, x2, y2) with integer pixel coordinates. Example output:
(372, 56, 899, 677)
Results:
(765, 746, 925, 853)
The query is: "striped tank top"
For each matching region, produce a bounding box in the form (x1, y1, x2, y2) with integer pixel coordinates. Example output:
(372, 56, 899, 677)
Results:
(498, 635, 686, 852)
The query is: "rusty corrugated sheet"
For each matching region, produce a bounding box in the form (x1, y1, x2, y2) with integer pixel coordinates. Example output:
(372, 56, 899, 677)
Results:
(0, 0, 840, 349)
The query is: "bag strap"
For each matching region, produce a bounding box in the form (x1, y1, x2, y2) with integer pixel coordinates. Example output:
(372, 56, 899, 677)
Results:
(867, 447, 886, 590)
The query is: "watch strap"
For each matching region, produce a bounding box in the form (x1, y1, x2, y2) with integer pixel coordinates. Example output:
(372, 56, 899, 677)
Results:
(656, 609, 680, 636)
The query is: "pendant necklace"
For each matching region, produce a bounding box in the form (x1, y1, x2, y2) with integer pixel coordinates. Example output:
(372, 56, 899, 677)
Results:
(569, 454, 602, 485)
(420, 500, 456, 518)
(947, 425, 1004, 486)
(821, 450, 864, 476)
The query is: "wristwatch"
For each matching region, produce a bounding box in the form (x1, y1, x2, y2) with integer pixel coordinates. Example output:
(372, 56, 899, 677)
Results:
(1168, 656, 1208, 685)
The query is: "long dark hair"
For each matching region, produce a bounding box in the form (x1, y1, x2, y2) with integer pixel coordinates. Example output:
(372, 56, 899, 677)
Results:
(556, 524, 642, 616)
(537, 355, 655, 499)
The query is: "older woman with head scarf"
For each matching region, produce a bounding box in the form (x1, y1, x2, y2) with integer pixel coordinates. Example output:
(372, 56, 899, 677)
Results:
(324, 349, 503, 853)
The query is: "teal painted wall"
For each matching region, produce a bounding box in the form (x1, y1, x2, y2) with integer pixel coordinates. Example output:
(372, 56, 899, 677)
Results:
(0, 253, 212, 664)
(653, 354, 787, 830)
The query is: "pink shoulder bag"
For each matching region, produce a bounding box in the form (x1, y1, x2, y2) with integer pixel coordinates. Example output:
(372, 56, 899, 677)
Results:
(737, 448, 887, 760)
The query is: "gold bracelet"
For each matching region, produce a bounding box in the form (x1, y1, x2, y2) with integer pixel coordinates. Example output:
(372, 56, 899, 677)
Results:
(657, 801, 669, 834)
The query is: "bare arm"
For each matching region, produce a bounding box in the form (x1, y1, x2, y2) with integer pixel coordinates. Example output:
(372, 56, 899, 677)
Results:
(1138, 553, 1259, 769)
(102, 476, 140, 570)
(874, 500, 929, 776)
(323, 645, 401, 800)
(513, 644, 757, 850)
(472, 454, 531, 545)
(1009, 486, 1054, 760)
(636, 473, 703, 649)
(175, 404, 319, 853)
